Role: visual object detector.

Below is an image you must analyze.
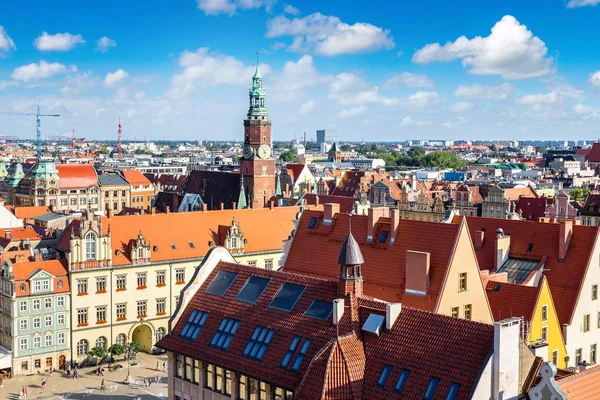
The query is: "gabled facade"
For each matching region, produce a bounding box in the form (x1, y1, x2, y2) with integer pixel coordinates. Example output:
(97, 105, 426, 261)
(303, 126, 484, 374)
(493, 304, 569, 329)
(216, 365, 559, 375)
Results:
(451, 183, 482, 217)
(121, 169, 155, 210)
(545, 192, 578, 221)
(397, 184, 447, 222)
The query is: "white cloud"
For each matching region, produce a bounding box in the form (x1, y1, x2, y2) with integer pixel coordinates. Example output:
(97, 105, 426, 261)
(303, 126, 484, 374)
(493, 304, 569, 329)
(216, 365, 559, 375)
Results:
(412, 15, 554, 79)
(270, 55, 331, 101)
(34, 32, 85, 51)
(95, 36, 117, 53)
(266, 13, 394, 56)
(453, 83, 515, 100)
(382, 72, 434, 89)
(339, 105, 365, 118)
(406, 91, 442, 108)
(398, 115, 432, 128)
(283, 3, 300, 15)
(104, 69, 129, 88)
(298, 100, 315, 114)
(196, 0, 273, 15)
(0, 81, 18, 90)
(589, 71, 600, 88)
(566, 0, 600, 7)
(516, 91, 560, 105)
(572, 103, 597, 115)
(328, 72, 384, 106)
(169, 47, 271, 98)
(0, 26, 16, 55)
(442, 116, 468, 129)
(62, 72, 99, 95)
(449, 102, 474, 112)
(11, 61, 75, 82)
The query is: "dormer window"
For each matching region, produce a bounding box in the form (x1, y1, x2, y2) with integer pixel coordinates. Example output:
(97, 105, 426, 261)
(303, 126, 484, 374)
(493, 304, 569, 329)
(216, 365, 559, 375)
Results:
(138, 247, 144, 259)
(85, 232, 97, 260)
(231, 237, 237, 249)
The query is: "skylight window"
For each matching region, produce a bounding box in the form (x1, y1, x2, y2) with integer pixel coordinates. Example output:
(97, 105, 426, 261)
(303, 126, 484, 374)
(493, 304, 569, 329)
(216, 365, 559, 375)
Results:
(189, 242, 195, 249)
(210, 318, 239, 350)
(269, 283, 306, 312)
(236, 276, 270, 304)
(394, 369, 410, 393)
(206, 271, 238, 296)
(445, 383, 461, 400)
(527, 243, 534, 252)
(362, 313, 385, 336)
(171, 244, 176, 250)
(424, 377, 440, 400)
(179, 310, 208, 340)
(291, 339, 311, 371)
(379, 230, 389, 244)
(281, 336, 301, 368)
(308, 217, 318, 229)
(305, 300, 333, 320)
(377, 365, 392, 387)
(243, 326, 275, 361)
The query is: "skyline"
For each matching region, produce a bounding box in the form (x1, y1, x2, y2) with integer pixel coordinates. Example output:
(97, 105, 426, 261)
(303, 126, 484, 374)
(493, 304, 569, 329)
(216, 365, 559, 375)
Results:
(0, 0, 599, 141)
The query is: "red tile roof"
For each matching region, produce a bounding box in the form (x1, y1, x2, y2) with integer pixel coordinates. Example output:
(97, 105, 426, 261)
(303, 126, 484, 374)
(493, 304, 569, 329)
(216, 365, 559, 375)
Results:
(304, 194, 355, 214)
(11, 259, 70, 297)
(286, 164, 305, 184)
(121, 169, 152, 187)
(504, 186, 538, 202)
(6, 205, 52, 220)
(516, 196, 553, 221)
(453, 217, 597, 325)
(557, 364, 600, 399)
(585, 143, 600, 163)
(485, 280, 540, 322)
(56, 164, 98, 188)
(283, 210, 462, 311)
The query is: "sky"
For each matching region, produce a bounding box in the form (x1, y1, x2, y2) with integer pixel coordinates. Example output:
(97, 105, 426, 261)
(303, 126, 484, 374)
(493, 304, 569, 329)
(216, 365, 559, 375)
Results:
(0, 0, 600, 142)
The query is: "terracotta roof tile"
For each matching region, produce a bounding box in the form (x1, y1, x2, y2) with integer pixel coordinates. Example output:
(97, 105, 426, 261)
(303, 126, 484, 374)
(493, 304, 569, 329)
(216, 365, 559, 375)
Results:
(556, 364, 600, 399)
(585, 143, 600, 163)
(485, 281, 540, 322)
(55, 164, 98, 188)
(516, 196, 553, 221)
(11, 259, 70, 296)
(121, 169, 152, 187)
(7, 205, 52, 220)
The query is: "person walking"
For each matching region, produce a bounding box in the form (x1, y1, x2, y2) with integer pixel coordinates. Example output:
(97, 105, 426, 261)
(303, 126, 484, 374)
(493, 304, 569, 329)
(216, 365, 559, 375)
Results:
(156, 360, 159, 371)
(24, 386, 28, 399)
(65, 363, 70, 375)
(100, 379, 106, 390)
(162, 361, 166, 373)
(41, 378, 47, 390)
(73, 366, 79, 379)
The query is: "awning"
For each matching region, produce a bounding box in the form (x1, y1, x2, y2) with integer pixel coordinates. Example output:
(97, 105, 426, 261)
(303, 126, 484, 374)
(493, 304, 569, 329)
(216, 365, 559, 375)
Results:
(0, 346, 12, 370)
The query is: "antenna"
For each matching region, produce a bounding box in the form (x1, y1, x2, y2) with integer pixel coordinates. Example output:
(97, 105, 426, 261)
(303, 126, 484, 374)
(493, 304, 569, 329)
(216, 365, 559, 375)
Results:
(117, 118, 123, 160)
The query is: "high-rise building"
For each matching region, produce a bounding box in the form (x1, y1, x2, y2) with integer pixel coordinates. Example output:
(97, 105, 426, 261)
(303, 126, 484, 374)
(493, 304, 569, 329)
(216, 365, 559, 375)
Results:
(316, 129, 339, 151)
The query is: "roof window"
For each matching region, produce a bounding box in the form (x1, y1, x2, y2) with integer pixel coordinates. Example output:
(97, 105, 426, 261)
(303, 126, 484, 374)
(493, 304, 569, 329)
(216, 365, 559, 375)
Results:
(305, 300, 333, 320)
(269, 283, 306, 312)
(243, 326, 275, 361)
(362, 313, 385, 336)
(179, 310, 208, 340)
(236, 276, 270, 304)
(527, 243, 534, 252)
(379, 230, 389, 244)
(189, 242, 195, 249)
(424, 377, 440, 400)
(210, 318, 239, 350)
(377, 365, 392, 387)
(292, 339, 311, 371)
(394, 369, 410, 393)
(171, 244, 176, 250)
(308, 217, 318, 229)
(206, 270, 238, 296)
(445, 383, 461, 400)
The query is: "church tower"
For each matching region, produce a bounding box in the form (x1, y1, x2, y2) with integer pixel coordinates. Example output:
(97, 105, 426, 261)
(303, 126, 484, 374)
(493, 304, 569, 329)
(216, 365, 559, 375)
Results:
(239, 58, 276, 208)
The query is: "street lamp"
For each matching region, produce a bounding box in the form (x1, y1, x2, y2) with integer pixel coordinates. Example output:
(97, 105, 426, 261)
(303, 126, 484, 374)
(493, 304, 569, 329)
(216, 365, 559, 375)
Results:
(123, 342, 137, 384)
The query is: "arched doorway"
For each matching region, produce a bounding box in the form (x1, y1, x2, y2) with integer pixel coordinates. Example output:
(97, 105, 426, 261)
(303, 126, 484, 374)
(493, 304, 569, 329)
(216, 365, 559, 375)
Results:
(132, 324, 153, 352)
(59, 355, 66, 369)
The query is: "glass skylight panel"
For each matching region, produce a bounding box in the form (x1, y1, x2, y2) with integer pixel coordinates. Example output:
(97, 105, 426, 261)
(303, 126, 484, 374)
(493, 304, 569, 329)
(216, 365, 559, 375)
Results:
(445, 383, 461, 400)
(308, 217, 318, 229)
(189, 242, 195, 249)
(180, 310, 208, 340)
(206, 270, 238, 296)
(305, 300, 333, 320)
(281, 336, 301, 368)
(210, 318, 240, 349)
(269, 283, 306, 312)
(424, 377, 440, 400)
(379, 230, 389, 243)
(394, 369, 410, 393)
(377, 365, 392, 387)
(362, 313, 385, 336)
(291, 339, 311, 371)
(243, 326, 275, 361)
(236, 276, 270, 304)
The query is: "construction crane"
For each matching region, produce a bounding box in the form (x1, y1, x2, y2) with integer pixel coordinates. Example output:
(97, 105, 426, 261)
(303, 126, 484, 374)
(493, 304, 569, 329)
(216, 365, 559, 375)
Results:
(0, 105, 59, 158)
(48, 129, 85, 156)
(118, 118, 123, 159)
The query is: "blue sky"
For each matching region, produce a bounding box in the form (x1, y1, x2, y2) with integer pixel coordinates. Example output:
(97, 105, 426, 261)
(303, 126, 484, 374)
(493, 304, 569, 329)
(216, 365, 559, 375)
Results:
(0, 0, 599, 142)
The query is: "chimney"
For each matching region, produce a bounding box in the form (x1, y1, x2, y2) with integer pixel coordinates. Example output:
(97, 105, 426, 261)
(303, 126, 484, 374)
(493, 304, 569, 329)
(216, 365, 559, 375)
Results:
(151, 207, 156, 215)
(385, 303, 402, 330)
(315, 196, 320, 208)
(14, 254, 25, 264)
(323, 203, 340, 224)
(202, 204, 208, 212)
(492, 318, 521, 400)
(494, 229, 510, 272)
(558, 220, 573, 262)
(220, 202, 224, 211)
(107, 209, 113, 219)
(4, 229, 11, 240)
(367, 207, 385, 242)
(475, 230, 485, 250)
(34, 252, 42, 262)
(232, 202, 237, 210)
(405, 250, 430, 295)
(269, 201, 274, 210)
(165, 206, 170, 215)
(333, 298, 344, 326)
(390, 209, 400, 243)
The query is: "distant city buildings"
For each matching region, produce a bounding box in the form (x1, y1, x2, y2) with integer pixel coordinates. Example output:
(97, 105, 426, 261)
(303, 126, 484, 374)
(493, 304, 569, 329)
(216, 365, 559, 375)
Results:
(316, 129, 339, 152)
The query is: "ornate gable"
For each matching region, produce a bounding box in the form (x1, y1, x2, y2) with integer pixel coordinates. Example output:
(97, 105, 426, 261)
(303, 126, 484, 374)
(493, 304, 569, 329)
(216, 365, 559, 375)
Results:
(225, 217, 246, 254)
(131, 231, 151, 264)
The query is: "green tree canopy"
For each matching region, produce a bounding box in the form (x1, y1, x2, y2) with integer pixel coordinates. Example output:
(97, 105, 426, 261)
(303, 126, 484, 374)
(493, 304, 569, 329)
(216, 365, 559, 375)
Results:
(280, 148, 299, 163)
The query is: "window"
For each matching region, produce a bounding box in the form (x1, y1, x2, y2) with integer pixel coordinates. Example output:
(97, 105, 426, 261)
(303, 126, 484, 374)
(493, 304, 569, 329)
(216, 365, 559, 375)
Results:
(57, 332, 65, 345)
(231, 237, 238, 248)
(77, 279, 88, 295)
(81, 198, 87, 205)
(156, 327, 166, 343)
(20, 301, 27, 312)
(45, 334, 52, 347)
(42, 280, 49, 291)
(541, 326, 548, 342)
(137, 273, 147, 289)
(205, 271, 238, 296)
(137, 301, 147, 317)
(236, 277, 270, 304)
(464, 304, 472, 320)
(71, 198, 77, 206)
(61, 198, 67, 206)
(57, 314, 65, 325)
(33, 299, 40, 310)
(593, 285, 598, 300)
(243, 326, 275, 361)
(77, 340, 88, 356)
(116, 334, 126, 346)
(541, 305, 548, 322)
(210, 318, 240, 349)
(33, 318, 40, 328)
(20, 338, 28, 351)
(96, 336, 107, 349)
(34, 281, 41, 292)
(592, 344, 597, 364)
(305, 300, 333, 320)
(308, 217, 318, 229)
(57, 296, 64, 307)
(156, 271, 166, 286)
(576, 348, 582, 365)
(584, 314, 591, 332)
(452, 307, 459, 318)
(85, 232, 96, 260)
(77, 309, 88, 325)
(379, 230, 389, 244)
(292, 339, 311, 371)
(116, 303, 126, 320)
(96, 277, 106, 293)
(156, 298, 166, 314)
(265, 259, 274, 270)
(446, 383, 461, 400)
(45, 316, 52, 327)
(58, 280, 63, 288)
(116, 275, 126, 290)
(459, 272, 467, 291)
(34, 336, 41, 348)
(44, 298, 51, 308)
(96, 306, 107, 323)
(175, 269, 185, 284)
(377, 365, 392, 387)
(394, 369, 410, 393)
(281, 336, 300, 368)
(247, 260, 257, 267)
(424, 377, 440, 400)
(20, 319, 27, 330)
(552, 350, 558, 366)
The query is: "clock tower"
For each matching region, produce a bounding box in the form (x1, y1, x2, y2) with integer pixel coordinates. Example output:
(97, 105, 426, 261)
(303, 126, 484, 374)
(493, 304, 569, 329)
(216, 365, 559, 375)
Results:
(239, 59, 276, 208)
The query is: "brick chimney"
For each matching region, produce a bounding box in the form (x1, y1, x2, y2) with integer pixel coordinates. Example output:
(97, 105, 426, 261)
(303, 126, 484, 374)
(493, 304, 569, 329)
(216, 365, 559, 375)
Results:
(220, 202, 224, 211)
(202, 204, 208, 212)
(34, 252, 42, 262)
(494, 228, 510, 272)
(390, 209, 400, 243)
(405, 250, 430, 295)
(232, 202, 237, 210)
(558, 220, 573, 262)
(165, 206, 170, 215)
(107, 209, 113, 219)
(367, 207, 385, 242)
(323, 203, 340, 225)
(315, 196, 320, 208)
(151, 207, 156, 215)
(474, 230, 485, 250)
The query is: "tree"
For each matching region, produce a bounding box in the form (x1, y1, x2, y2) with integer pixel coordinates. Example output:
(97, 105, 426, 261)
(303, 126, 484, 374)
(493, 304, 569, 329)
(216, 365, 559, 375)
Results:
(407, 146, 426, 158)
(108, 343, 125, 357)
(280, 149, 299, 163)
(570, 186, 590, 201)
(89, 346, 107, 366)
(98, 147, 110, 155)
(422, 151, 466, 169)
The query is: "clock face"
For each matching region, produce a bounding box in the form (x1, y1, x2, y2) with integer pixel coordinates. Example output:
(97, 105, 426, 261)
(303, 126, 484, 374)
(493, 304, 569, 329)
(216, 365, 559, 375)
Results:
(243, 145, 254, 159)
(258, 144, 271, 159)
